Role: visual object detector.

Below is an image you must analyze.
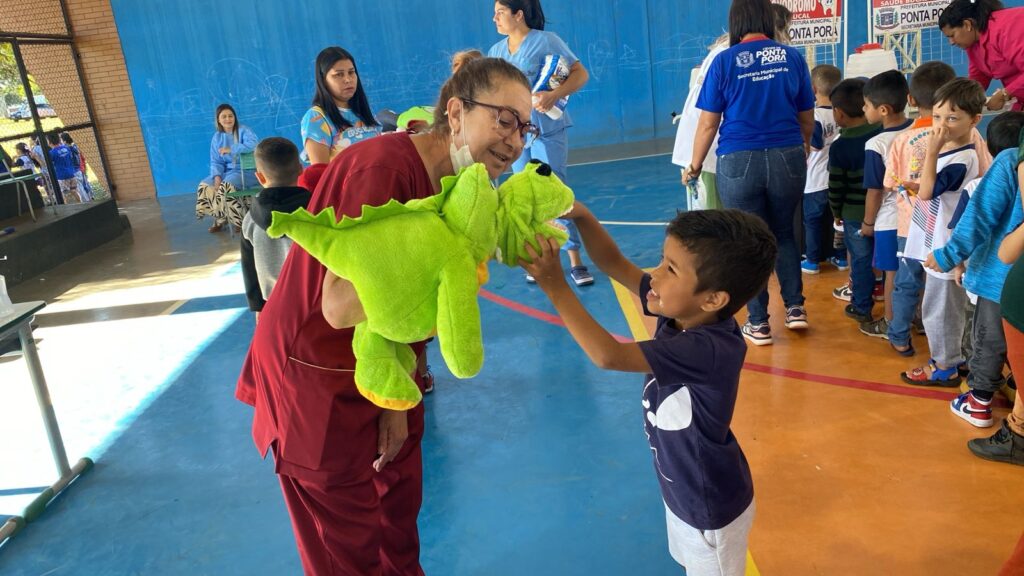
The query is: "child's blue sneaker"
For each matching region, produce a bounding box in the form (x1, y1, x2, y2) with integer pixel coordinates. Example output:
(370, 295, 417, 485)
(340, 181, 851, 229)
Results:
(829, 256, 849, 271)
(741, 322, 772, 346)
(570, 266, 594, 286)
(800, 259, 820, 275)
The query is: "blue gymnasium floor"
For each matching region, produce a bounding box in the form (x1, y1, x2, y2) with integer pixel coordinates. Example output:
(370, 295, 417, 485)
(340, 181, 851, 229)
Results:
(0, 154, 693, 574)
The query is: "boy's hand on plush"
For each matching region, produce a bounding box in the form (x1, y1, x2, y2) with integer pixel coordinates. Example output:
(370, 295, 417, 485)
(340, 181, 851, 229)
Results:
(928, 126, 949, 153)
(520, 234, 566, 289)
(562, 200, 589, 221)
(923, 253, 942, 272)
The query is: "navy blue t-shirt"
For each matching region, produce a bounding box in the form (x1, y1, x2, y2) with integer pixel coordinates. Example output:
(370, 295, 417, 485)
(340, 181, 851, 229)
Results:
(696, 38, 814, 156)
(636, 275, 753, 530)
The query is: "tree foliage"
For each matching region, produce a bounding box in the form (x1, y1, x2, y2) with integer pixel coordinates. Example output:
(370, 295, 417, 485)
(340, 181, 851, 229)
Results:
(0, 42, 42, 107)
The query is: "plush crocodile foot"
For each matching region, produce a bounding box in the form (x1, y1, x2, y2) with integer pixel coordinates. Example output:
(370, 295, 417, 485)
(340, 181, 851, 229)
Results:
(352, 324, 422, 410)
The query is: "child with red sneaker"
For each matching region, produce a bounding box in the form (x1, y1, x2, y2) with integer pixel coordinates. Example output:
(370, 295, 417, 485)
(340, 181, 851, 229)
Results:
(924, 113, 1022, 427)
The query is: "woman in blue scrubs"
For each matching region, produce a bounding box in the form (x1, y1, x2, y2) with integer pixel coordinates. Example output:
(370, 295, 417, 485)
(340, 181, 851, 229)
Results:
(488, 0, 595, 286)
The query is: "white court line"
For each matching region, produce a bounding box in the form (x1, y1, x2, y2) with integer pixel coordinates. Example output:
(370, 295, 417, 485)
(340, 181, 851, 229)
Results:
(568, 151, 671, 168)
(598, 220, 669, 226)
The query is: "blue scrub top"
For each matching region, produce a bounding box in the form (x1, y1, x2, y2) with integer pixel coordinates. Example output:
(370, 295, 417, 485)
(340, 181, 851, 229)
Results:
(489, 29, 578, 136)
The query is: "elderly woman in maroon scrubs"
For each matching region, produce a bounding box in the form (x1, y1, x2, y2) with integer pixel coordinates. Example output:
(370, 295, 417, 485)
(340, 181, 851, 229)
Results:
(235, 57, 538, 575)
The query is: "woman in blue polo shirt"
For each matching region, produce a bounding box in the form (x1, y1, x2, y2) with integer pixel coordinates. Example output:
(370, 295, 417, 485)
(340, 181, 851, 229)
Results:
(488, 0, 595, 286)
(300, 46, 382, 165)
(683, 0, 815, 346)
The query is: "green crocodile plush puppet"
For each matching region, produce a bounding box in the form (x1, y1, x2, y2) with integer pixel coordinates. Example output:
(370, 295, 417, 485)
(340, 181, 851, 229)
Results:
(267, 159, 574, 410)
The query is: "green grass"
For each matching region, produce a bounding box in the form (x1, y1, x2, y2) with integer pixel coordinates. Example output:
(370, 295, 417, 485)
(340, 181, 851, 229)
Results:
(0, 116, 65, 136)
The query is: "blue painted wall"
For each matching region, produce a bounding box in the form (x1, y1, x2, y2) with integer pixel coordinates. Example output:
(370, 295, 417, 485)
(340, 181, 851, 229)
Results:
(110, 1, 1019, 197)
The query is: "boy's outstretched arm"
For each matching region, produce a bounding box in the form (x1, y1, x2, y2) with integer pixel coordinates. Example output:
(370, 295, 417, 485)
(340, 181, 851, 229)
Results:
(567, 201, 646, 295)
(521, 236, 652, 373)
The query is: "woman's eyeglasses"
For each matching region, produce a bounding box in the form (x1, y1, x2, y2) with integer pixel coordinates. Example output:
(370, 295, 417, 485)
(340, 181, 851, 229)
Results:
(463, 98, 540, 144)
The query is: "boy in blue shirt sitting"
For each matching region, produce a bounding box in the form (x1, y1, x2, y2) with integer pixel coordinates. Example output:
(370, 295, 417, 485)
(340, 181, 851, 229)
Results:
(522, 207, 777, 575)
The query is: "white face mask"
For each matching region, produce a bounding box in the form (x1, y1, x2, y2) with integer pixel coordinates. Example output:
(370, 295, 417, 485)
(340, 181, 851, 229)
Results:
(449, 104, 474, 173)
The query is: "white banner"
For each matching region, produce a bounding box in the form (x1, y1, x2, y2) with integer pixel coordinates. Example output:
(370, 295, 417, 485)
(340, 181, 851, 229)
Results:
(872, 0, 954, 35)
(778, 0, 844, 46)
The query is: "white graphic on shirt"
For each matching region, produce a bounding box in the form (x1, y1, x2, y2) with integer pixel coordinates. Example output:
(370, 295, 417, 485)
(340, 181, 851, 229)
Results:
(736, 51, 754, 68)
(756, 46, 787, 65)
(643, 378, 695, 483)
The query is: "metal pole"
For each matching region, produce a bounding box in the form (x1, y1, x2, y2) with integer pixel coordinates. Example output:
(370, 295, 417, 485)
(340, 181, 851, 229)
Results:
(58, 0, 116, 200)
(842, 0, 849, 73)
(11, 39, 63, 206)
(867, 1, 874, 45)
(18, 324, 72, 477)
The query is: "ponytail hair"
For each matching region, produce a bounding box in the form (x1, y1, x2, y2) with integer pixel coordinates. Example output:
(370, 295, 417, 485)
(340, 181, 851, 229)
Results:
(938, 0, 1005, 32)
(432, 57, 530, 137)
(496, 0, 546, 31)
(772, 3, 792, 44)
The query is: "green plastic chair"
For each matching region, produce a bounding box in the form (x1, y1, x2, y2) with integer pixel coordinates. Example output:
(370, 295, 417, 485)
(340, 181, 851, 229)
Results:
(226, 151, 262, 199)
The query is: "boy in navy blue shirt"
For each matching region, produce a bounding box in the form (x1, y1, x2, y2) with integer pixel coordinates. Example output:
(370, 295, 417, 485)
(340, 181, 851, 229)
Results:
(523, 207, 777, 575)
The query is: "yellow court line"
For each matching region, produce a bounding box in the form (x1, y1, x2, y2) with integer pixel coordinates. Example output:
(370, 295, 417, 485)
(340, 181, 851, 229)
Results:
(746, 551, 761, 576)
(610, 278, 652, 341)
(159, 300, 187, 316)
(611, 277, 763, 576)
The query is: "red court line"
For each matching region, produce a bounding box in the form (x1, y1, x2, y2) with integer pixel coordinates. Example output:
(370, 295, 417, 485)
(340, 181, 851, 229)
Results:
(479, 288, 1013, 406)
(740, 362, 959, 401)
(479, 289, 632, 343)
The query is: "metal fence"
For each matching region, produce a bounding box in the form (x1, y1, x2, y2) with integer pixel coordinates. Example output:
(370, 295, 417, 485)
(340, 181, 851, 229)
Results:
(1, 2, 111, 206)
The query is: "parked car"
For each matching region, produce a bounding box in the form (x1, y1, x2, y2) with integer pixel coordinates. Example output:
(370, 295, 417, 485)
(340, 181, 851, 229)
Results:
(11, 103, 56, 121)
(9, 105, 30, 120)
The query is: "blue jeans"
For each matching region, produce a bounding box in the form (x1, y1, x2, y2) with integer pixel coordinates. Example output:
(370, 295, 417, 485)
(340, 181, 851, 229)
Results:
(887, 237, 923, 347)
(716, 146, 806, 325)
(514, 129, 580, 252)
(802, 190, 831, 263)
(843, 221, 875, 314)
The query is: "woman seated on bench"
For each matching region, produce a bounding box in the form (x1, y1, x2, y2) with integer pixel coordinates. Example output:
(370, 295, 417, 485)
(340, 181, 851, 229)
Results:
(195, 103, 257, 233)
